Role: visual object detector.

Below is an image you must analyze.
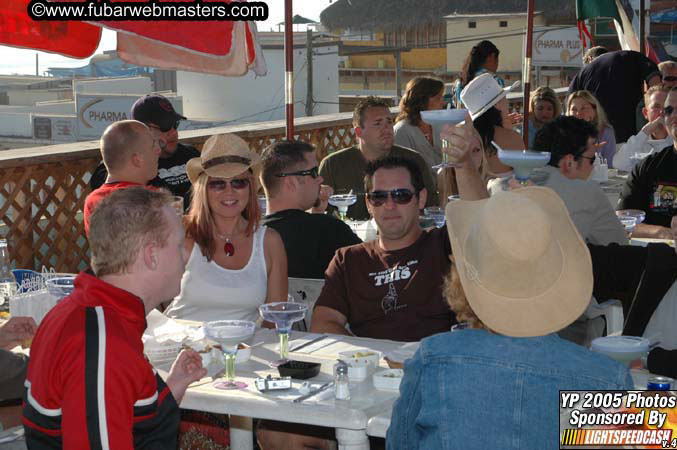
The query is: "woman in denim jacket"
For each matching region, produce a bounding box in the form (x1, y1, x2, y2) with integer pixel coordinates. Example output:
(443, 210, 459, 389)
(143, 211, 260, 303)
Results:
(388, 188, 633, 450)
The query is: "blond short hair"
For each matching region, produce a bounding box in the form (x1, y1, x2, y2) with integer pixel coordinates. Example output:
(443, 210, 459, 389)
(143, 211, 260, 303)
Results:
(89, 187, 172, 277)
(100, 120, 149, 173)
(644, 85, 671, 104)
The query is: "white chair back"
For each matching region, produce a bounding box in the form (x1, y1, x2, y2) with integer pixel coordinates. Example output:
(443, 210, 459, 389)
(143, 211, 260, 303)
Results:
(288, 277, 325, 331)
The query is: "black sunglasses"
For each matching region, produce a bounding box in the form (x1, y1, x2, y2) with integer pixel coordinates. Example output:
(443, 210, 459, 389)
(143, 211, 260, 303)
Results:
(578, 154, 596, 165)
(207, 178, 250, 191)
(149, 120, 181, 133)
(366, 188, 417, 207)
(275, 166, 320, 179)
(664, 105, 676, 117)
(663, 76, 677, 82)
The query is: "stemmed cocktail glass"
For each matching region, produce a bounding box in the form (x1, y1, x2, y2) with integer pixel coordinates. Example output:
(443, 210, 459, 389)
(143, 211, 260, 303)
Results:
(258, 302, 308, 365)
(493, 141, 550, 186)
(420, 108, 467, 170)
(203, 320, 256, 390)
(328, 194, 357, 221)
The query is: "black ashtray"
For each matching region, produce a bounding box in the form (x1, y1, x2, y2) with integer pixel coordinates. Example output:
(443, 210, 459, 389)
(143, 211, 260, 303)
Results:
(278, 360, 321, 380)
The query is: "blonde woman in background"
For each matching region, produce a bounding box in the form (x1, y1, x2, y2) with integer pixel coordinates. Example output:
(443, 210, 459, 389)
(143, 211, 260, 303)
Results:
(527, 87, 561, 148)
(567, 90, 617, 168)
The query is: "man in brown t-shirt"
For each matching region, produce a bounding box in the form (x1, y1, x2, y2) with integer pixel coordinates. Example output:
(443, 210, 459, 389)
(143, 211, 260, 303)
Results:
(311, 156, 454, 341)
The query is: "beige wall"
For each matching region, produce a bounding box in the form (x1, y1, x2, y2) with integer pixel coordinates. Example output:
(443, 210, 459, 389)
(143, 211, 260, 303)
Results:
(446, 14, 546, 74)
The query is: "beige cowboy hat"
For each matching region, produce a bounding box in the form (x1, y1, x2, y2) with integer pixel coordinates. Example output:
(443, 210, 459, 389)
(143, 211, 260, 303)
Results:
(460, 72, 512, 121)
(445, 187, 592, 337)
(187, 133, 260, 183)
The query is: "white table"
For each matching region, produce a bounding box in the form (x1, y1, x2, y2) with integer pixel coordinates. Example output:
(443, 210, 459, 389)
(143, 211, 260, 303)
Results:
(598, 172, 628, 208)
(178, 329, 404, 450)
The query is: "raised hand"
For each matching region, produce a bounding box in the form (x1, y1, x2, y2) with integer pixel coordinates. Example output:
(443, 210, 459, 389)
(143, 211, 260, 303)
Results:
(440, 112, 475, 168)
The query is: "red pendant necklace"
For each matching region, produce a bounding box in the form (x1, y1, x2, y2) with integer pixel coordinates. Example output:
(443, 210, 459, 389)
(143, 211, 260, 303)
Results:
(216, 232, 236, 257)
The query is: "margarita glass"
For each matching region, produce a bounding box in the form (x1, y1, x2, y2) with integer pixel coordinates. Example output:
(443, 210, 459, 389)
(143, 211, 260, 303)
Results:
(203, 320, 256, 389)
(258, 302, 308, 363)
(420, 108, 467, 169)
(328, 194, 357, 221)
(424, 206, 445, 228)
(494, 142, 550, 185)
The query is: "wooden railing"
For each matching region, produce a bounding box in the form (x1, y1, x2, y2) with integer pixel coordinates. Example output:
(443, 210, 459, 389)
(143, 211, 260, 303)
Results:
(0, 88, 570, 273)
(0, 111, 358, 273)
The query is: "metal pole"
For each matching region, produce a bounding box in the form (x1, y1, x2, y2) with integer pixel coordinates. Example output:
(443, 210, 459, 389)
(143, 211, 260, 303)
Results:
(284, 0, 294, 140)
(306, 28, 314, 117)
(35, 53, 38, 77)
(395, 52, 402, 101)
(522, 0, 535, 148)
(639, 0, 645, 55)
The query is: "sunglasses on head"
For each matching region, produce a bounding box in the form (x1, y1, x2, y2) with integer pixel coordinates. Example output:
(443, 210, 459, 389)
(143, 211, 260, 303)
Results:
(149, 120, 181, 133)
(664, 105, 676, 117)
(275, 166, 320, 179)
(366, 188, 417, 207)
(663, 76, 677, 82)
(207, 178, 250, 191)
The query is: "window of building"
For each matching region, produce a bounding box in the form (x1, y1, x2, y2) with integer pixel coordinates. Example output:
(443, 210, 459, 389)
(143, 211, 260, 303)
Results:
(468, 21, 476, 28)
(499, 20, 508, 27)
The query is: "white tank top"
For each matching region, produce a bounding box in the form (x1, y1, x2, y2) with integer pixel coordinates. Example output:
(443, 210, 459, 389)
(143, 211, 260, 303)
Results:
(165, 225, 268, 323)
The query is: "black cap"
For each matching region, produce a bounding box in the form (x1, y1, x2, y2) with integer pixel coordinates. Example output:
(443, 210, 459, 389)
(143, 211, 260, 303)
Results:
(131, 94, 186, 129)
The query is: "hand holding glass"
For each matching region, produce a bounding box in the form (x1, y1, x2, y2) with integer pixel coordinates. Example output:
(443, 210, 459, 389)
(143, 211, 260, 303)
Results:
(203, 320, 255, 389)
(420, 109, 467, 169)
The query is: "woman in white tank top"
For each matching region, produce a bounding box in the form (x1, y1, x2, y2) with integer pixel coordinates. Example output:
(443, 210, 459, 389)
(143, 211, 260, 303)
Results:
(164, 134, 288, 323)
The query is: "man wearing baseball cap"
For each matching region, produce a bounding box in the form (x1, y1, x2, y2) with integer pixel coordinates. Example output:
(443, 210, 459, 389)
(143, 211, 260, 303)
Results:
(90, 94, 200, 210)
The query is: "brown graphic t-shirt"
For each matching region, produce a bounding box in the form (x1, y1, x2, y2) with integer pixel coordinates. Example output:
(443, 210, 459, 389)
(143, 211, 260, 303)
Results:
(315, 227, 455, 341)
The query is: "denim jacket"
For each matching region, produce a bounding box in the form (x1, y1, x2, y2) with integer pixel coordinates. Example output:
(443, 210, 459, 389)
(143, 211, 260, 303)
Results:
(387, 329, 633, 450)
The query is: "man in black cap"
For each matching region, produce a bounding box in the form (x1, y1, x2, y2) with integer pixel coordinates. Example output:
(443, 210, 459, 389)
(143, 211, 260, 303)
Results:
(90, 94, 200, 209)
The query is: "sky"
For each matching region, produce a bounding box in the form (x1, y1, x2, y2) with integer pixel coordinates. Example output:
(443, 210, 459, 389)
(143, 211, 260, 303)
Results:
(0, 0, 334, 75)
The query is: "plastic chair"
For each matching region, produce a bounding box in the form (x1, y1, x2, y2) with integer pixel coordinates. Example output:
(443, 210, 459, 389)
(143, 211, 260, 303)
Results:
(288, 277, 325, 331)
(585, 298, 624, 336)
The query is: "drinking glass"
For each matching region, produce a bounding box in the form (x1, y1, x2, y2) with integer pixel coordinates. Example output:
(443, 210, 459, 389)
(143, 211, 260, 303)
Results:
(258, 302, 308, 363)
(424, 206, 445, 228)
(420, 109, 467, 170)
(203, 320, 256, 389)
(328, 194, 357, 221)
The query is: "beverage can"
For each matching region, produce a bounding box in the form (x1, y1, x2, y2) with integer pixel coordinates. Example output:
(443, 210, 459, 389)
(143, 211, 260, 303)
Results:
(647, 376, 672, 390)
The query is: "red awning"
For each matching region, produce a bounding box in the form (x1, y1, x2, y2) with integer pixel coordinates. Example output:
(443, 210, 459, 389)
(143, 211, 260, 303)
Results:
(0, 0, 266, 76)
(1, 0, 101, 58)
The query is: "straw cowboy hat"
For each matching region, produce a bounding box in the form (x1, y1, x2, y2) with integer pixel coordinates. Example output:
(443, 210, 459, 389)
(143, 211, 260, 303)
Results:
(187, 134, 261, 183)
(460, 73, 512, 121)
(445, 187, 592, 337)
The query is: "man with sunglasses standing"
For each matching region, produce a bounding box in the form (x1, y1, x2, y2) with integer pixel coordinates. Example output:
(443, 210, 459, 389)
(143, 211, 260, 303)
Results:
(620, 88, 677, 239)
(311, 156, 455, 341)
(90, 94, 200, 210)
(260, 140, 361, 279)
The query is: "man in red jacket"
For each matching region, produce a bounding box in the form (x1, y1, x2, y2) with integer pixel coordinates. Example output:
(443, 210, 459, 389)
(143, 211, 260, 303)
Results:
(23, 187, 206, 449)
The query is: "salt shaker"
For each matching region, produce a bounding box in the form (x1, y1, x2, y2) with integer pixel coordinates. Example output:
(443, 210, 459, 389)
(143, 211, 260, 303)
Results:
(334, 361, 350, 400)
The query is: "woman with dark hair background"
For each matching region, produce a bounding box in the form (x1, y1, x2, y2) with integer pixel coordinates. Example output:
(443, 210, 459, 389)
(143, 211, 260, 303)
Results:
(453, 40, 504, 108)
(394, 76, 446, 167)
